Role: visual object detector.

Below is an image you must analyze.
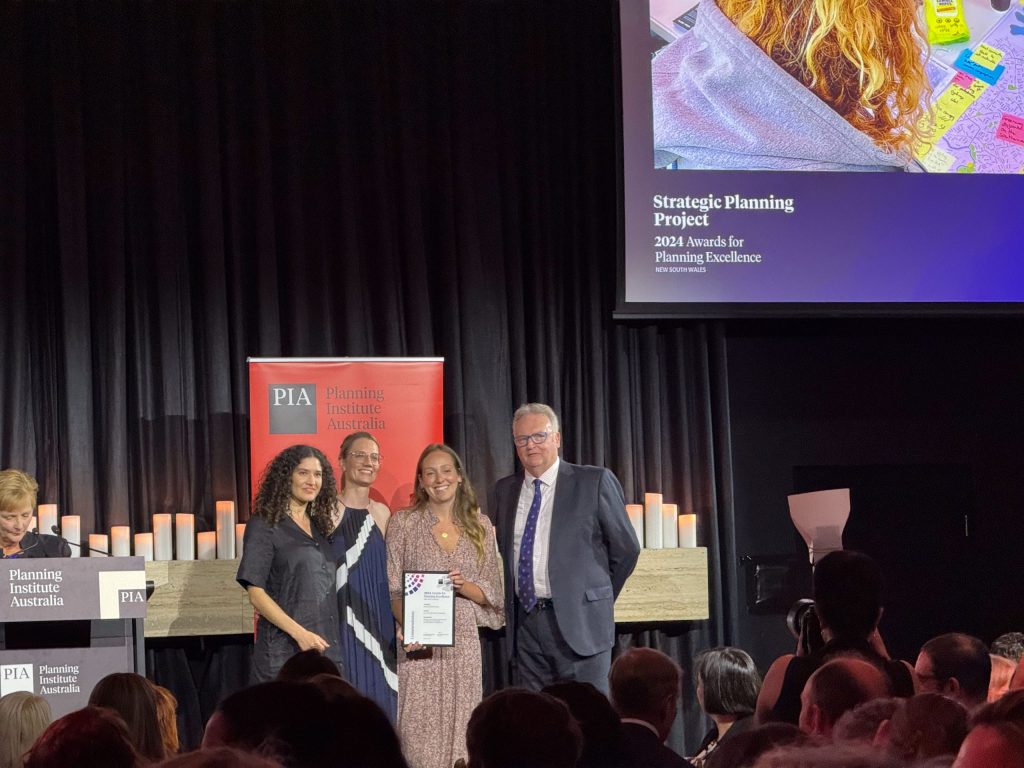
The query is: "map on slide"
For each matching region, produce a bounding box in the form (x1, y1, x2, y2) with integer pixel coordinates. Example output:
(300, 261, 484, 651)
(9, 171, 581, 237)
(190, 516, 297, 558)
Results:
(917, 4, 1024, 173)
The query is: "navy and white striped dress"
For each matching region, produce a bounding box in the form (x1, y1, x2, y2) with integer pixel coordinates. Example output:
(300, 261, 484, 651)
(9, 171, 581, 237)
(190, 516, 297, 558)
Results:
(331, 506, 398, 720)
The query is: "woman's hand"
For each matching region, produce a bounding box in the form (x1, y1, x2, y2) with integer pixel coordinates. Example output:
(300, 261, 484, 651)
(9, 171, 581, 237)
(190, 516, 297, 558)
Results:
(293, 628, 330, 653)
(449, 569, 467, 595)
(396, 624, 424, 654)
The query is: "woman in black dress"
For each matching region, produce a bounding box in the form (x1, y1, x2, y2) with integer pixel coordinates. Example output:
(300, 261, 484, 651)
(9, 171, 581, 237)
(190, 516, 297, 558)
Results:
(237, 445, 342, 682)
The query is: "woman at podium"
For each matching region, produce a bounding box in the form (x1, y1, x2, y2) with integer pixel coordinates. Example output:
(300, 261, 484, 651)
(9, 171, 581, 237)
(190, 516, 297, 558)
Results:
(237, 446, 344, 682)
(0, 469, 71, 559)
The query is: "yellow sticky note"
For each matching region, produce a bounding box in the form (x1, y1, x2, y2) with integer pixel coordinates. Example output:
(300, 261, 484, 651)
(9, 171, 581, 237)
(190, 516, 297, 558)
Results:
(966, 80, 989, 100)
(936, 85, 975, 119)
(919, 145, 956, 173)
(971, 43, 1005, 70)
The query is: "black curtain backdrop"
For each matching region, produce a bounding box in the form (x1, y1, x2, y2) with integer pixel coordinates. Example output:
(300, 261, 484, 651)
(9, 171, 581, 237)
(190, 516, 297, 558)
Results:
(0, 0, 734, 753)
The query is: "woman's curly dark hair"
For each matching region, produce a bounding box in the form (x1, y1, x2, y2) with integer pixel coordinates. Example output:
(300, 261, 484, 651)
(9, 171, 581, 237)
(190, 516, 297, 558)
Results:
(252, 445, 338, 537)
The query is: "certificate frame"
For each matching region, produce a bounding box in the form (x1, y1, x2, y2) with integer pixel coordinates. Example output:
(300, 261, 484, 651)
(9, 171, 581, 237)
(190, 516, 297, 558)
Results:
(402, 570, 456, 647)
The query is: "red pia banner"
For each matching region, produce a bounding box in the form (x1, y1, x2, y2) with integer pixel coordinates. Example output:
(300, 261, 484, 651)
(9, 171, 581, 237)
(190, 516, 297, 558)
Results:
(248, 358, 444, 513)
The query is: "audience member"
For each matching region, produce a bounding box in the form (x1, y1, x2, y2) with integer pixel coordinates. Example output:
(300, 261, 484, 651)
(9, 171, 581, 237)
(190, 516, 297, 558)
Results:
(308, 672, 360, 701)
(265, 693, 410, 768)
(752, 742, 904, 768)
(877, 693, 967, 762)
(952, 721, 1024, 768)
(609, 647, 692, 768)
(798, 658, 890, 738)
(88, 672, 167, 762)
(988, 654, 1015, 702)
(1013, 657, 1024, 690)
(0, 692, 51, 768)
(756, 551, 913, 724)
(915, 633, 991, 710)
(201, 680, 326, 751)
(690, 647, 761, 766)
(832, 698, 898, 744)
(543, 681, 628, 768)
(276, 649, 344, 682)
(990, 632, 1024, 663)
(156, 747, 282, 767)
(970, 688, 1024, 728)
(150, 683, 180, 758)
(703, 723, 809, 768)
(24, 706, 141, 768)
(465, 689, 582, 768)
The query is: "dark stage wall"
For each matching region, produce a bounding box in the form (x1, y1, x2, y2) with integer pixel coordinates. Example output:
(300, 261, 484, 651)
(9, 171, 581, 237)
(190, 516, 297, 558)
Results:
(2, 0, 1022, 752)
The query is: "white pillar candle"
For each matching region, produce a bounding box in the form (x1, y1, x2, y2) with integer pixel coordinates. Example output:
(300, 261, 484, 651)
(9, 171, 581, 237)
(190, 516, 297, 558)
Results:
(110, 526, 131, 557)
(678, 514, 697, 548)
(197, 531, 217, 561)
(235, 523, 246, 559)
(644, 493, 664, 549)
(625, 504, 644, 548)
(662, 503, 679, 548)
(134, 533, 154, 561)
(175, 514, 195, 560)
(61, 515, 81, 558)
(153, 514, 173, 560)
(215, 500, 236, 559)
(89, 534, 109, 556)
(37, 504, 59, 537)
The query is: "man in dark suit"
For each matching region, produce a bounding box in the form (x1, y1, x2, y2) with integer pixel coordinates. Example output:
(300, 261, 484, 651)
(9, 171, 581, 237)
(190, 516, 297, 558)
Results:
(493, 403, 640, 692)
(610, 648, 693, 768)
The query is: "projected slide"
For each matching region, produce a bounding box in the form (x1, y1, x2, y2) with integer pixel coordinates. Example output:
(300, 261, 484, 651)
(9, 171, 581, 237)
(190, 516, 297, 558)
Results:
(621, 0, 1024, 314)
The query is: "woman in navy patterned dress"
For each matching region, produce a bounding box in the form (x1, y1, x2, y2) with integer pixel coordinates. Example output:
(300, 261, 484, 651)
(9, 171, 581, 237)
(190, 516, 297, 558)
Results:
(330, 432, 398, 720)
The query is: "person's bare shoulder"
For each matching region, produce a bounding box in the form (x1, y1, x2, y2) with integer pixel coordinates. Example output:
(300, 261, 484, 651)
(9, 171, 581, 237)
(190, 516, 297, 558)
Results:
(756, 653, 795, 724)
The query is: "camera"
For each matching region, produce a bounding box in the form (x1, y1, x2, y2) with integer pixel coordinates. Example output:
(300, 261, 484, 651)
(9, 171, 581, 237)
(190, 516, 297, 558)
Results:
(787, 598, 825, 656)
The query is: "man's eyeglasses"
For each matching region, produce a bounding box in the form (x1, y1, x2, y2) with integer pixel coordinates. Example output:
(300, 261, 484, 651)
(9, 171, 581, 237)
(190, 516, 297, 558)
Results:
(348, 451, 382, 465)
(513, 432, 551, 448)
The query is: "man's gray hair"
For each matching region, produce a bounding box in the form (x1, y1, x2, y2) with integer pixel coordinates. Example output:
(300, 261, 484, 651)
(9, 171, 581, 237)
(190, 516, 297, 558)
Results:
(512, 403, 560, 434)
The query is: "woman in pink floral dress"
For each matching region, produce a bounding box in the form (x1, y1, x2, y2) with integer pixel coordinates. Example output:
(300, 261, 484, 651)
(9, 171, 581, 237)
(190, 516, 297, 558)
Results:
(386, 443, 504, 768)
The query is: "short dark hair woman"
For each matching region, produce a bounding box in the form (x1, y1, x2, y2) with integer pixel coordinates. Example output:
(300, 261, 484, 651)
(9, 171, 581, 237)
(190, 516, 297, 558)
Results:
(237, 444, 343, 682)
(329, 431, 397, 721)
(690, 647, 762, 766)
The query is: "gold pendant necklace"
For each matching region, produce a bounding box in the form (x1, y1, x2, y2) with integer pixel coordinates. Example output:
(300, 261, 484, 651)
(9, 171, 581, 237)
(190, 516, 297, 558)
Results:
(441, 532, 449, 538)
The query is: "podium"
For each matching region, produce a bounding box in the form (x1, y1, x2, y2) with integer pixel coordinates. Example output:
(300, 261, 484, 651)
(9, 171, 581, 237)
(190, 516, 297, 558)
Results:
(0, 557, 147, 717)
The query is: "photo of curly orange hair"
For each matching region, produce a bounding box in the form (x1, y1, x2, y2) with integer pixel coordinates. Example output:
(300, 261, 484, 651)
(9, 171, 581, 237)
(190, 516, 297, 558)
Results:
(718, 0, 931, 156)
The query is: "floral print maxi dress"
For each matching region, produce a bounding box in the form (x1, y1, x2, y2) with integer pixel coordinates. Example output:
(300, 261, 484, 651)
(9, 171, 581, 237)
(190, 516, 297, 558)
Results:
(385, 507, 504, 768)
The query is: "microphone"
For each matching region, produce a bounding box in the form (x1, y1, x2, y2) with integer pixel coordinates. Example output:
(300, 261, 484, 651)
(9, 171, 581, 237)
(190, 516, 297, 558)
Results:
(4, 529, 44, 557)
(51, 525, 108, 556)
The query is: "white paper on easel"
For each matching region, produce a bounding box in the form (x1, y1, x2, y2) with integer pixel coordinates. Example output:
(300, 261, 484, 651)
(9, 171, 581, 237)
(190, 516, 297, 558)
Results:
(787, 489, 849, 564)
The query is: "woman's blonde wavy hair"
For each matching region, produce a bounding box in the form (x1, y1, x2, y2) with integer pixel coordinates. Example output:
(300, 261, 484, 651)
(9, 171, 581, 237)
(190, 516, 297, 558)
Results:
(718, 0, 930, 155)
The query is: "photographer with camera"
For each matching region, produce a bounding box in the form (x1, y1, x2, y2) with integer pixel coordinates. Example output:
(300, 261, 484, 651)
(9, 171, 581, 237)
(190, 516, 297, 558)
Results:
(754, 550, 914, 725)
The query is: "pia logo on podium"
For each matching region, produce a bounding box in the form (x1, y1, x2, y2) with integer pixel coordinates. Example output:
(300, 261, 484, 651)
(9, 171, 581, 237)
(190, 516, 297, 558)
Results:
(269, 384, 317, 434)
(0, 663, 34, 695)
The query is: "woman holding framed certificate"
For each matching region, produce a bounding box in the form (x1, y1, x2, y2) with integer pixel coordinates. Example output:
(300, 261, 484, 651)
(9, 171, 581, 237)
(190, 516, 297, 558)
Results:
(386, 443, 504, 768)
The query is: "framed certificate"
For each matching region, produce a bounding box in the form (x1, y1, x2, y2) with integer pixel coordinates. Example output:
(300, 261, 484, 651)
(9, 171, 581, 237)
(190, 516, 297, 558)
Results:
(402, 571, 456, 646)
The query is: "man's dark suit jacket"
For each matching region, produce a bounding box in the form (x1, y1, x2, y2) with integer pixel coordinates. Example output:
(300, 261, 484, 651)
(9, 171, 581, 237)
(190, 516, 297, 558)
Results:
(620, 722, 694, 768)
(493, 460, 640, 658)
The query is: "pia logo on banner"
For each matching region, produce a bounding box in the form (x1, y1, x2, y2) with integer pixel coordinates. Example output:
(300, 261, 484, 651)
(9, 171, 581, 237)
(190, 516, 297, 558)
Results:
(269, 384, 317, 435)
(0, 663, 34, 695)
